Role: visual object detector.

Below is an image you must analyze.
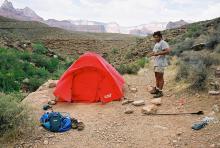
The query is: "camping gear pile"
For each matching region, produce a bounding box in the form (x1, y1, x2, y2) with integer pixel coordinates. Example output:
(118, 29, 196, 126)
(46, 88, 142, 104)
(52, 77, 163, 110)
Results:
(40, 105, 85, 132)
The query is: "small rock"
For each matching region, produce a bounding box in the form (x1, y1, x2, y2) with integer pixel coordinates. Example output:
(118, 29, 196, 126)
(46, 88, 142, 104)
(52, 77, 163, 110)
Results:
(147, 85, 154, 91)
(48, 100, 56, 105)
(53, 55, 58, 58)
(43, 139, 49, 145)
(142, 105, 158, 115)
(130, 87, 137, 93)
(166, 94, 172, 97)
(132, 100, 145, 106)
(150, 98, 162, 106)
(124, 107, 134, 114)
(122, 99, 134, 105)
(212, 104, 220, 113)
(49, 82, 57, 88)
(47, 134, 55, 138)
(215, 69, 220, 78)
(38, 126, 44, 131)
(176, 131, 183, 136)
(153, 125, 168, 130)
(195, 93, 200, 98)
(209, 91, 220, 95)
(172, 140, 177, 143)
(22, 78, 29, 83)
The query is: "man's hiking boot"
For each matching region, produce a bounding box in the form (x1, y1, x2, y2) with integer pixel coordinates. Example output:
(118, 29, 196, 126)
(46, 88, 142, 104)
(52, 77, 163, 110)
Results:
(77, 122, 85, 131)
(153, 91, 163, 98)
(150, 87, 160, 94)
(71, 118, 85, 131)
(71, 118, 79, 129)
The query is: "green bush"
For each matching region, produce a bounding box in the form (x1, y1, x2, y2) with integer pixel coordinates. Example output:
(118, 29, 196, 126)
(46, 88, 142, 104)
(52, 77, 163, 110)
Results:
(0, 93, 31, 139)
(185, 24, 202, 38)
(52, 66, 66, 79)
(137, 57, 148, 68)
(27, 77, 45, 92)
(111, 48, 119, 54)
(117, 63, 140, 75)
(0, 47, 62, 93)
(32, 42, 48, 54)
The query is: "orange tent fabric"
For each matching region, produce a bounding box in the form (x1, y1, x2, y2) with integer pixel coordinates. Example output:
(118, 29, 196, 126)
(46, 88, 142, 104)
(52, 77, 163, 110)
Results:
(54, 52, 125, 103)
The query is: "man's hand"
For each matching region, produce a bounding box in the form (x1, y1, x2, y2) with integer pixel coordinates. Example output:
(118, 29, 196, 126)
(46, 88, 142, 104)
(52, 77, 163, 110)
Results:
(149, 52, 157, 57)
(149, 48, 171, 57)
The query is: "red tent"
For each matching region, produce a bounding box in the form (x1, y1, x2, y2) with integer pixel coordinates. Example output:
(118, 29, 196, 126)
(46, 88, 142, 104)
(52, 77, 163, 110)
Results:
(54, 52, 125, 103)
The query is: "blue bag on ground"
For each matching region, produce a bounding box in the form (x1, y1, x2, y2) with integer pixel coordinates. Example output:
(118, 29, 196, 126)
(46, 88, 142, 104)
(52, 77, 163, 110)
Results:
(40, 112, 72, 132)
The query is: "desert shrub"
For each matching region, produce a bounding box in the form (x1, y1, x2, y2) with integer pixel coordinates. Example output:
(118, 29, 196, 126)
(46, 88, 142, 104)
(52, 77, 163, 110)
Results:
(189, 63, 207, 90)
(175, 51, 220, 90)
(168, 39, 177, 45)
(175, 61, 208, 90)
(111, 48, 119, 54)
(125, 50, 134, 59)
(201, 54, 220, 67)
(185, 24, 203, 38)
(136, 37, 144, 44)
(171, 39, 194, 56)
(206, 33, 220, 49)
(175, 62, 189, 81)
(214, 44, 220, 53)
(0, 93, 31, 140)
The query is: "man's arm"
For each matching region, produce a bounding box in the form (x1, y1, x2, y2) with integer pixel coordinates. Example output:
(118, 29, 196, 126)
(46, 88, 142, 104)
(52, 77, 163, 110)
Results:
(149, 48, 171, 56)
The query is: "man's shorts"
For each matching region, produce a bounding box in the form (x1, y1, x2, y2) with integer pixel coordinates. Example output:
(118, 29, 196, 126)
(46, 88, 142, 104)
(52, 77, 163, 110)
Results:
(154, 66, 165, 73)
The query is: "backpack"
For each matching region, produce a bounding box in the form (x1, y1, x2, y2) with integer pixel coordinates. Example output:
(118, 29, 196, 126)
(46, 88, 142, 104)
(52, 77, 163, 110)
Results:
(48, 112, 62, 132)
(40, 112, 72, 132)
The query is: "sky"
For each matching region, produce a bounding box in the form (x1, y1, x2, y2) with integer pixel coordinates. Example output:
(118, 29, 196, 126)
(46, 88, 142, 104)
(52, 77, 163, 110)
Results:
(0, 0, 220, 26)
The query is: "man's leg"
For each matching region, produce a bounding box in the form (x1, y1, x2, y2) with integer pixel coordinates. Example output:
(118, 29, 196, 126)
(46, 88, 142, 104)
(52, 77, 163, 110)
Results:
(155, 72, 159, 89)
(153, 67, 164, 98)
(157, 72, 164, 90)
(150, 70, 160, 94)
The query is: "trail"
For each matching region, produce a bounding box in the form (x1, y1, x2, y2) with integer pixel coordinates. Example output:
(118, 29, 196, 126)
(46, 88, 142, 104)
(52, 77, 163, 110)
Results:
(19, 66, 220, 148)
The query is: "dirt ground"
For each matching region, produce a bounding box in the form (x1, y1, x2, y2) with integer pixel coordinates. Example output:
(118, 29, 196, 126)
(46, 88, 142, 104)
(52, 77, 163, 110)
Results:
(12, 65, 220, 148)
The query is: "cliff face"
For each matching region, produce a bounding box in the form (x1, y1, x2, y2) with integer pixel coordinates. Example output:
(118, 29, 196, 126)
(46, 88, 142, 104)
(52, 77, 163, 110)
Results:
(0, 0, 43, 21)
(166, 20, 188, 29)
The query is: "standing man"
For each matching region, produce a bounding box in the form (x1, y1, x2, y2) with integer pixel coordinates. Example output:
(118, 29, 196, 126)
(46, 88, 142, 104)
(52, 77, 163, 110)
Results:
(149, 31, 171, 98)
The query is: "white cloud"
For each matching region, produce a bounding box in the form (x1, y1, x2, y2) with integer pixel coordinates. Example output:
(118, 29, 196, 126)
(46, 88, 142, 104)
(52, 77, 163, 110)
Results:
(0, 0, 219, 26)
